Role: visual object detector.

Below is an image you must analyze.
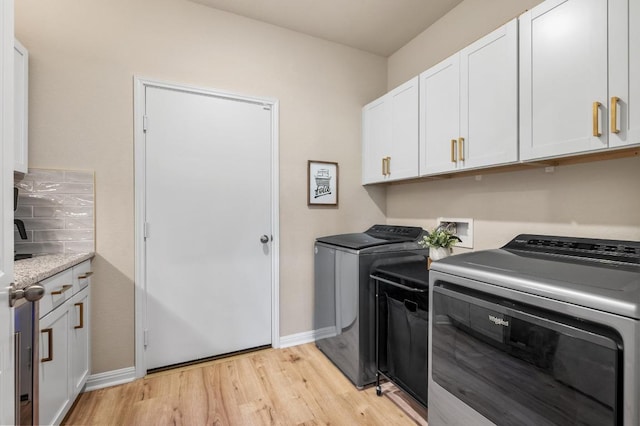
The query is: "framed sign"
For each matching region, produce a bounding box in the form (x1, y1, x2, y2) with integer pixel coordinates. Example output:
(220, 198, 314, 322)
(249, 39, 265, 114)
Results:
(308, 160, 338, 206)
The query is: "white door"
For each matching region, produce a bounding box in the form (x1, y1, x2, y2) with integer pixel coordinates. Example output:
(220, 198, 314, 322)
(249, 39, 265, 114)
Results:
(419, 54, 460, 175)
(519, 0, 608, 160)
(0, 0, 15, 423)
(609, 0, 638, 148)
(387, 76, 419, 182)
(362, 96, 390, 184)
(460, 19, 518, 170)
(144, 84, 273, 370)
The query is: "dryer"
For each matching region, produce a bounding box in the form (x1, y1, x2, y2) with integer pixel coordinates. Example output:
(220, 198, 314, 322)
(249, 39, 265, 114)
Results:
(429, 234, 640, 426)
(314, 225, 427, 388)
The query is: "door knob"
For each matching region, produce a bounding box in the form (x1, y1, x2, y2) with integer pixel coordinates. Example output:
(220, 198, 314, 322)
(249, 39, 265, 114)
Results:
(9, 283, 45, 307)
(260, 235, 270, 244)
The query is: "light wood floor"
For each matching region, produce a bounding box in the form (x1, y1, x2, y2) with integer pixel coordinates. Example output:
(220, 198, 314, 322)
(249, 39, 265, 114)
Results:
(63, 343, 422, 425)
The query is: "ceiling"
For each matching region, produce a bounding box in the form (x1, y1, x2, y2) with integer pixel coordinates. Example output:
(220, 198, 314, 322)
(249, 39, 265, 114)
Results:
(188, 0, 464, 57)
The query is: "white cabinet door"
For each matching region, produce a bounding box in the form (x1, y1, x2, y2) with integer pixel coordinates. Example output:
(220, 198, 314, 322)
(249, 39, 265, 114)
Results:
(39, 307, 70, 426)
(0, 1, 15, 423)
(362, 97, 390, 184)
(460, 19, 518, 169)
(13, 39, 27, 174)
(609, 0, 639, 148)
(69, 287, 89, 398)
(386, 77, 419, 182)
(362, 77, 419, 184)
(419, 54, 460, 175)
(520, 0, 609, 160)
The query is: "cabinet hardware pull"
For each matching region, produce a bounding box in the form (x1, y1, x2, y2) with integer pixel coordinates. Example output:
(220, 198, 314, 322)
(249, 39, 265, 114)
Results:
(611, 96, 620, 134)
(385, 157, 391, 175)
(75, 302, 84, 329)
(451, 139, 457, 163)
(592, 101, 602, 137)
(41, 328, 53, 362)
(78, 271, 94, 280)
(458, 137, 465, 162)
(51, 284, 72, 295)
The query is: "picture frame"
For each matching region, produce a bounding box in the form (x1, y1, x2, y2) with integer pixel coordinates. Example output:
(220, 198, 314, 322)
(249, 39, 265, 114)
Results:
(307, 160, 339, 206)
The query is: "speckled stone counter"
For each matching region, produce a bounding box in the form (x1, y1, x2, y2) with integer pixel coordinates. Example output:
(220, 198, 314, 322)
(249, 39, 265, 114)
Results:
(14, 253, 95, 289)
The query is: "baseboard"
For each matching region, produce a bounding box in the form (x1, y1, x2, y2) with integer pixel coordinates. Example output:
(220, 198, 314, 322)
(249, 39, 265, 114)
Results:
(84, 366, 137, 392)
(278, 326, 336, 348)
(84, 328, 336, 390)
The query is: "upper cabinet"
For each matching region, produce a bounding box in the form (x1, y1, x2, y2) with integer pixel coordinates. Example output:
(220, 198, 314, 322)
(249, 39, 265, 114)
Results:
(361, 0, 638, 184)
(420, 20, 518, 175)
(362, 77, 419, 184)
(419, 54, 460, 175)
(14, 39, 28, 173)
(610, 0, 640, 148)
(519, 0, 639, 160)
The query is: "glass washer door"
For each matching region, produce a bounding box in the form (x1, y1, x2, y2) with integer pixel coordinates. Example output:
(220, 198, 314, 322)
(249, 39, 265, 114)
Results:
(432, 282, 622, 426)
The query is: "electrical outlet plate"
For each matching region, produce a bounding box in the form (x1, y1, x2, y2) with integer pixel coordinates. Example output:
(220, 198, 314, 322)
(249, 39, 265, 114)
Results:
(437, 217, 473, 249)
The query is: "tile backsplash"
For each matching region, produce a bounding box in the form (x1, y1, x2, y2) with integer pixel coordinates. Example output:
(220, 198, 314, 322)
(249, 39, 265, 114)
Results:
(14, 169, 95, 255)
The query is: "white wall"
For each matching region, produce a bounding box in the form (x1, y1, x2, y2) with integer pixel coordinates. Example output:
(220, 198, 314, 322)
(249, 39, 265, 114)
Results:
(386, 0, 640, 249)
(16, 0, 388, 373)
(388, 0, 543, 89)
(387, 158, 640, 251)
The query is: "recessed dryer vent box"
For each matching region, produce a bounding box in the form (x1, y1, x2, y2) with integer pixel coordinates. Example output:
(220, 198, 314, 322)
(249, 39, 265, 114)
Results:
(437, 217, 473, 249)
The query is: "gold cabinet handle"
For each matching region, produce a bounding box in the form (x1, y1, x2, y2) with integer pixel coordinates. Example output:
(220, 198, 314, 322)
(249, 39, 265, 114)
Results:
(78, 271, 94, 280)
(458, 137, 465, 162)
(74, 302, 84, 329)
(611, 96, 620, 134)
(385, 157, 391, 175)
(51, 284, 72, 295)
(450, 139, 457, 163)
(593, 101, 602, 137)
(41, 328, 53, 362)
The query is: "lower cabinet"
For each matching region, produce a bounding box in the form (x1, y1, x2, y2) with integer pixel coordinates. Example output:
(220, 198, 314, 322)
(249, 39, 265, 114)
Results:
(39, 305, 71, 426)
(38, 260, 92, 425)
(70, 287, 90, 396)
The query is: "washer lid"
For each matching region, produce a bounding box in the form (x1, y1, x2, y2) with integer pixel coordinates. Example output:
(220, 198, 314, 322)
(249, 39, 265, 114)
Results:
(316, 225, 423, 250)
(431, 235, 640, 319)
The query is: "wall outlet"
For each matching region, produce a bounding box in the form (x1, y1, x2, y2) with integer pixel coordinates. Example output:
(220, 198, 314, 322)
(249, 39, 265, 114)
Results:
(437, 217, 473, 249)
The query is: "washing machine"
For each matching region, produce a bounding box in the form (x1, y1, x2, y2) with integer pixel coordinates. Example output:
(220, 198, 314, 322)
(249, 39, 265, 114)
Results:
(314, 224, 427, 388)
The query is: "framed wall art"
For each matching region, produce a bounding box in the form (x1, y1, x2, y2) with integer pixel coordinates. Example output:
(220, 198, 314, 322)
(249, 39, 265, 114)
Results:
(308, 160, 338, 206)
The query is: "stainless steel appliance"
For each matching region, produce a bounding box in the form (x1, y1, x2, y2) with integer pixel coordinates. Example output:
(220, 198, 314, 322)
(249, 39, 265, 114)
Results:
(11, 283, 44, 425)
(314, 225, 427, 388)
(429, 235, 640, 426)
(14, 187, 30, 260)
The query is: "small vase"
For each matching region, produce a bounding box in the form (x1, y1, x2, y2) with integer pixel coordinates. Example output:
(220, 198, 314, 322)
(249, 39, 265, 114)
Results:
(429, 247, 450, 261)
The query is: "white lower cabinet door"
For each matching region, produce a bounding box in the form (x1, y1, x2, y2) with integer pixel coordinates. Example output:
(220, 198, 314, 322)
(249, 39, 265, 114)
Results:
(70, 287, 90, 397)
(39, 306, 70, 426)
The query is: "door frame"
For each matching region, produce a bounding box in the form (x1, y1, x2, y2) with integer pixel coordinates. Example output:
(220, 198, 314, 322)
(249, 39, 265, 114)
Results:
(133, 77, 280, 379)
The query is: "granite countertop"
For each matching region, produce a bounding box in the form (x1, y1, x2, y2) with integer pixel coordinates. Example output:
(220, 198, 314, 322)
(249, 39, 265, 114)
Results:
(14, 253, 95, 289)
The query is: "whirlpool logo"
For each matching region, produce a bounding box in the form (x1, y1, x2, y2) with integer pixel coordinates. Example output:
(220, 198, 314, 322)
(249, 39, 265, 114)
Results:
(488, 315, 509, 327)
